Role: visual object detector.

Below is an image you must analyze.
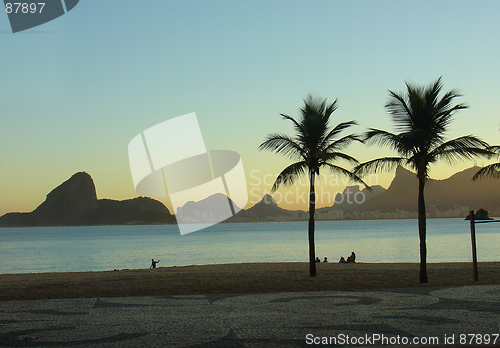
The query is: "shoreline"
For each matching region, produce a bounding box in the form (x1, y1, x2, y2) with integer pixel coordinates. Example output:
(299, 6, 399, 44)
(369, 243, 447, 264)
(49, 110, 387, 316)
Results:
(0, 259, 494, 275)
(0, 216, 485, 228)
(1, 259, 499, 276)
(1, 261, 499, 301)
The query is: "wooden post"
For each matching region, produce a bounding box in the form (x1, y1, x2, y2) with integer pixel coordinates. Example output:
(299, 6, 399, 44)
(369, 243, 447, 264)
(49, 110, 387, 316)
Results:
(469, 210, 479, 281)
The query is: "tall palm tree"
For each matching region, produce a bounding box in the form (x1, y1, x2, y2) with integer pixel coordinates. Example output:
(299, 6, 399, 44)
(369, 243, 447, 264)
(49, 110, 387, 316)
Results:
(259, 95, 366, 277)
(354, 77, 490, 283)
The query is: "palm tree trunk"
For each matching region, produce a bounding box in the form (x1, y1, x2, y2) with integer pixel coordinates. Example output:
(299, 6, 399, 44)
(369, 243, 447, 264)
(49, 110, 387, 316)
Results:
(308, 170, 316, 277)
(418, 178, 428, 283)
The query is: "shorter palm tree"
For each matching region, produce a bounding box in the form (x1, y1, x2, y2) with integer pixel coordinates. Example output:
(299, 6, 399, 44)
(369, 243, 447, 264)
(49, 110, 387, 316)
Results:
(259, 95, 367, 277)
(354, 77, 490, 283)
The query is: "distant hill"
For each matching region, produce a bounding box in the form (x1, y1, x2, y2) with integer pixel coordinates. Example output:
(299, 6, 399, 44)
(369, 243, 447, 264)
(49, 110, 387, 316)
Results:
(176, 193, 303, 222)
(320, 184, 386, 212)
(0, 172, 175, 227)
(349, 166, 500, 213)
(176, 193, 241, 223)
(160, 165, 500, 222)
(234, 194, 303, 221)
(82, 197, 174, 225)
(4, 166, 500, 226)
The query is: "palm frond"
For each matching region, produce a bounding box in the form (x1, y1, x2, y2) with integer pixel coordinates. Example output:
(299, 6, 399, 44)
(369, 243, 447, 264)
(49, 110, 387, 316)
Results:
(472, 163, 500, 181)
(299, 98, 334, 151)
(261, 94, 362, 195)
(323, 134, 361, 152)
(302, 95, 338, 119)
(429, 135, 491, 164)
(364, 78, 483, 177)
(271, 161, 308, 191)
(364, 129, 413, 155)
(280, 113, 306, 135)
(354, 157, 406, 176)
(434, 88, 467, 116)
(317, 151, 359, 165)
(430, 135, 489, 153)
(486, 145, 500, 159)
(325, 163, 370, 189)
(433, 102, 468, 134)
(320, 121, 358, 148)
(386, 90, 413, 131)
(259, 133, 304, 159)
(432, 147, 492, 165)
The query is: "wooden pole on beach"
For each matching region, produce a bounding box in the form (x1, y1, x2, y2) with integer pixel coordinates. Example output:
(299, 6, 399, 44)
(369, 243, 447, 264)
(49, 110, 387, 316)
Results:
(469, 210, 479, 281)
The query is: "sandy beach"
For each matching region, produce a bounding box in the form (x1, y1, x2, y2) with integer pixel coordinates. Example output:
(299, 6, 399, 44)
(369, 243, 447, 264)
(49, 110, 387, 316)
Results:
(1, 262, 499, 301)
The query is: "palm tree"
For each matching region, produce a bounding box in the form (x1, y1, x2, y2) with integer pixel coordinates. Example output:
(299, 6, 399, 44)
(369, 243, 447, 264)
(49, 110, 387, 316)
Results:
(354, 77, 490, 283)
(259, 95, 366, 277)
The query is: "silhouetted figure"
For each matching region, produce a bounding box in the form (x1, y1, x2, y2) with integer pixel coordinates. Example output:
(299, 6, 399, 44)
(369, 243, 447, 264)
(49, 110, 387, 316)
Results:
(339, 256, 346, 263)
(346, 252, 356, 263)
(315, 257, 321, 263)
(323, 257, 328, 263)
(150, 259, 159, 268)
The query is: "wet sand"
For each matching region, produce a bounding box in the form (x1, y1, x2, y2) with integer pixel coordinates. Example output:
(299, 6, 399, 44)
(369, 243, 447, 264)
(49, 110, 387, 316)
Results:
(1, 262, 499, 301)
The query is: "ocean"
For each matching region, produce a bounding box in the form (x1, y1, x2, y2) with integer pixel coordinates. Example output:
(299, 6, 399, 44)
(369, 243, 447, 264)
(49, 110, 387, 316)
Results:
(0, 219, 498, 274)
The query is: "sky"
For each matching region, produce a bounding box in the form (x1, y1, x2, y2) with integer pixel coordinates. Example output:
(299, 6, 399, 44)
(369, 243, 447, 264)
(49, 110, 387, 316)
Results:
(1, 0, 500, 216)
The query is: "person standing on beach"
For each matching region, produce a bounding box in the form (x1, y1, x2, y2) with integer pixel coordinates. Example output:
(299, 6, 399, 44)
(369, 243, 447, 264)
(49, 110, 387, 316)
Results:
(150, 259, 159, 269)
(347, 252, 356, 263)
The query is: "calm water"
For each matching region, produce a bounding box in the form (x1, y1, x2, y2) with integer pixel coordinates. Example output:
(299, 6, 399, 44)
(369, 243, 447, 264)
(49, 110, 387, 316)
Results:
(0, 219, 498, 274)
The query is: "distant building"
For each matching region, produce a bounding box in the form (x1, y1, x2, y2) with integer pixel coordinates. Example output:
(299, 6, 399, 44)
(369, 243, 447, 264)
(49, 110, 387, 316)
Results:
(317, 209, 343, 220)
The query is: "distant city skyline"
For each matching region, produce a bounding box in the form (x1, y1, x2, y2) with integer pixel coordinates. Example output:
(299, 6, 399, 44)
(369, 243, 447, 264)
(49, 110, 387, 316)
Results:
(2, 0, 500, 216)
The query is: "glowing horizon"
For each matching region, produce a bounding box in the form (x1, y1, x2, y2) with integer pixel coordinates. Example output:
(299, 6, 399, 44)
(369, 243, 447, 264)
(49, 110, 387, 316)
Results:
(2, 162, 493, 217)
(1, 1, 500, 217)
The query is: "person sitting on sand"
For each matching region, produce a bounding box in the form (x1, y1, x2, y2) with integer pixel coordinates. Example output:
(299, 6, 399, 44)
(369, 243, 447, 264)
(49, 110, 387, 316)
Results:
(346, 252, 356, 263)
(150, 259, 159, 269)
(339, 256, 346, 263)
(315, 257, 321, 263)
(323, 257, 328, 263)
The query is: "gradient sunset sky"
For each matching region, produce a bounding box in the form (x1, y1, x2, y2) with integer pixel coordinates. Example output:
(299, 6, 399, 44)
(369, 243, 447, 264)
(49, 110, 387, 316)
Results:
(1, 0, 500, 216)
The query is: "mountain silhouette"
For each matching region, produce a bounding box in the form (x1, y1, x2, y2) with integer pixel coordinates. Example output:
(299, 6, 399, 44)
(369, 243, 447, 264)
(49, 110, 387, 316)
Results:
(348, 166, 500, 213)
(1, 172, 98, 226)
(236, 194, 300, 221)
(82, 197, 174, 225)
(3, 166, 500, 226)
(326, 185, 386, 211)
(0, 172, 175, 227)
(176, 193, 302, 222)
(176, 193, 241, 222)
